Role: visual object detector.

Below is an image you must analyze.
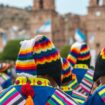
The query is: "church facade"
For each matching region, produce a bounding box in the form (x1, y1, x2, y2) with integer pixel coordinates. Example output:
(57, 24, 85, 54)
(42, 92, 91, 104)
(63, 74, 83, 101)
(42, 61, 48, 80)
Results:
(86, 0, 105, 52)
(0, 0, 105, 53)
(31, 0, 65, 48)
(65, 0, 105, 52)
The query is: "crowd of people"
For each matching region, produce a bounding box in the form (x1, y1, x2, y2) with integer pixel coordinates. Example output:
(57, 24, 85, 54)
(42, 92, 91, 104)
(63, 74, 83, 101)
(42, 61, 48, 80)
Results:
(0, 34, 105, 105)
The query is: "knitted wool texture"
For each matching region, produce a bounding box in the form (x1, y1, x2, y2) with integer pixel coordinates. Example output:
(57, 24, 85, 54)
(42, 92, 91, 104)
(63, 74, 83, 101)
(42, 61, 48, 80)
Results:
(16, 35, 62, 86)
(94, 48, 105, 81)
(67, 42, 91, 68)
(61, 58, 72, 84)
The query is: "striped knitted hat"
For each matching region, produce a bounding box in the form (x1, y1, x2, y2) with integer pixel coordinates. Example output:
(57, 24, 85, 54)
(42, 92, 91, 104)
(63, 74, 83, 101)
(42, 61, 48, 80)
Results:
(61, 58, 77, 85)
(67, 42, 91, 68)
(94, 48, 105, 81)
(16, 35, 62, 85)
(61, 58, 72, 84)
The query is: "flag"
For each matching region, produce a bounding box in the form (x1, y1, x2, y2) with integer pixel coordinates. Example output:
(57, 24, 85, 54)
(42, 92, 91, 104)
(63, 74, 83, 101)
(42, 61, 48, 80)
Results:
(1, 32, 7, 46)
(99, 0, 103, 6)
(9, 26, 18, 39)
(35, 19, 51, 33)
(89, 35, 95, 44)
(75, 28, 86, 42)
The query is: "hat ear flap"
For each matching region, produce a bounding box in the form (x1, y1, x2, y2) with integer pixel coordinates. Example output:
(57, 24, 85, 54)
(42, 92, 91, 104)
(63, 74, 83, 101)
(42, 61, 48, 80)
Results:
(94, 49, 105, 81)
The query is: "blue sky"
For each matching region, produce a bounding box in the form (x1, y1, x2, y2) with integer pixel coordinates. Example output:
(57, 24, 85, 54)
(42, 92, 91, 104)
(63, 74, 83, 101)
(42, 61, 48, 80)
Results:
(0, 0, 89, 15)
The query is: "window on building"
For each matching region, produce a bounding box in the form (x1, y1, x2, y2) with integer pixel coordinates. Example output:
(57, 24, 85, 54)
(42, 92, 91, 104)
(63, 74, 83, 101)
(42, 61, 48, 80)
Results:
(39, 0, 43, 9)
(97, 0, 99, 5)
(97, 0, 103, 6)
(96, 43, 100, 48)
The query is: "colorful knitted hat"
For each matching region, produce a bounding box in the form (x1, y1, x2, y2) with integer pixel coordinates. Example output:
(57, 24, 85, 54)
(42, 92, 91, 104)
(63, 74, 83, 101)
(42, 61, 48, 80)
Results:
(67, 42, 91, 68)
(61, 58, 77, 85)
(61, 58, 72, 84)
(94, 48, 105, 81)
(16, 35, 62, 85)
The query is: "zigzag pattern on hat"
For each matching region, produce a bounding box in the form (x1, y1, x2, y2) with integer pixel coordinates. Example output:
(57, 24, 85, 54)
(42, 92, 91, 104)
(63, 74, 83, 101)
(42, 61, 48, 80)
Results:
(33, 36, 60, 66)
(16, 35, 60, 75)
(0, 86, 26, 105)
(78, 44, 91, 61)
(61, 58, 72, 83)
(67, 42, 90, 68)
(67, 48, 80, 67)
(61, 74, 78, 92)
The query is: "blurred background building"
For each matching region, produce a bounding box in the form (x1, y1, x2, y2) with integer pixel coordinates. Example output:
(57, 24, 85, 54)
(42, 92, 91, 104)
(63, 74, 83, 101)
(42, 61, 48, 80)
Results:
(0, 0, 105, 53)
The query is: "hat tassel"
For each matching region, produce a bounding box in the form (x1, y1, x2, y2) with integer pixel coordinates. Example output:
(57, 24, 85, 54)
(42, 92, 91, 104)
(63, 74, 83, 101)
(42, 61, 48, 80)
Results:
(25, 95, 34, 105)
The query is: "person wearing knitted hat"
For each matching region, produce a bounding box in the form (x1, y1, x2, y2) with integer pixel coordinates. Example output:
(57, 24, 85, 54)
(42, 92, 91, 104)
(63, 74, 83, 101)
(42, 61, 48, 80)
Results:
(0, 63, 12, 91)
(60, 58, 94, 105)
(60, 58, 86, 104)
(61, 58, 78, 95)
(67, 30, 91, 84)
(72, 67, 94, 105)
(83, 48, 105, 105)
(0, 35, 79, 105)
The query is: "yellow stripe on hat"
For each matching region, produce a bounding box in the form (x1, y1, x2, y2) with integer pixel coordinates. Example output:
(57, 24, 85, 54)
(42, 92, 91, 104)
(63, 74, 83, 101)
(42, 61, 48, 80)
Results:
(68, 79, 78, 88)
(73, 98, 84, 104)
(33, 43, 55, 54)
(68, 55, 77, 63)
(78, 55, 91, 61)
(0, 88, 15, 102)
(19, 48, 33, 54)
(99, 89, 105, 95)
(16, 60, 35, 66)
(85, 74, 92, 79)
(35, 54, 60, 65)
(74, 64, 88, 69)
(52, 95, 64, 105)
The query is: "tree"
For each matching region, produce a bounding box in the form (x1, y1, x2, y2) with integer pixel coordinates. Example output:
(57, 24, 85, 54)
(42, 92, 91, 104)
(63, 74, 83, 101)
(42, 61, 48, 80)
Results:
(2, 40, 21, 61)
(60, 45, 71, 58)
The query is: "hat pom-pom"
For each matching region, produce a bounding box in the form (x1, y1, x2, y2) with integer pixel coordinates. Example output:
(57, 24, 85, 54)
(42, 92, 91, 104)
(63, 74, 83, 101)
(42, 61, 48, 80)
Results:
(25, 96, 34, 105)
(21, 83, 35, 97)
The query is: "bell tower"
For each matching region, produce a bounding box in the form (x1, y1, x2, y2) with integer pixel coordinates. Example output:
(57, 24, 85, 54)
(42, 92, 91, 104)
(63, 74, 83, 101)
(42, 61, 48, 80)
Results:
(90, 0, 105, 6)
(31, 0, 65, 48)
(86, 0, 105, 53)
(31, 0, 57, 40)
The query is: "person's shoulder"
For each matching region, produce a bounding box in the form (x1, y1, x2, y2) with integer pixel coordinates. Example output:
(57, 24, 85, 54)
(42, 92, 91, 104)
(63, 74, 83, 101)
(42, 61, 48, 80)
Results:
(46, 89, 79, 105)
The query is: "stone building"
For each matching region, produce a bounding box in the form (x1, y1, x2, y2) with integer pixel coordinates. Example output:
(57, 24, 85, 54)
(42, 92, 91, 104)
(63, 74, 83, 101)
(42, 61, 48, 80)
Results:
(0, 5, 31, 51)
(31, 0, 65, 48)
(64, 0, 105, 53)
(86, 0, 105, 52)
(0, 0, 105, 53)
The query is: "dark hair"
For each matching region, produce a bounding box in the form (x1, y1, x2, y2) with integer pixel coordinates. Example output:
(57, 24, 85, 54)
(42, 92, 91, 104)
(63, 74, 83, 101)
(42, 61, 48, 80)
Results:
(37, 59, 62, 86)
